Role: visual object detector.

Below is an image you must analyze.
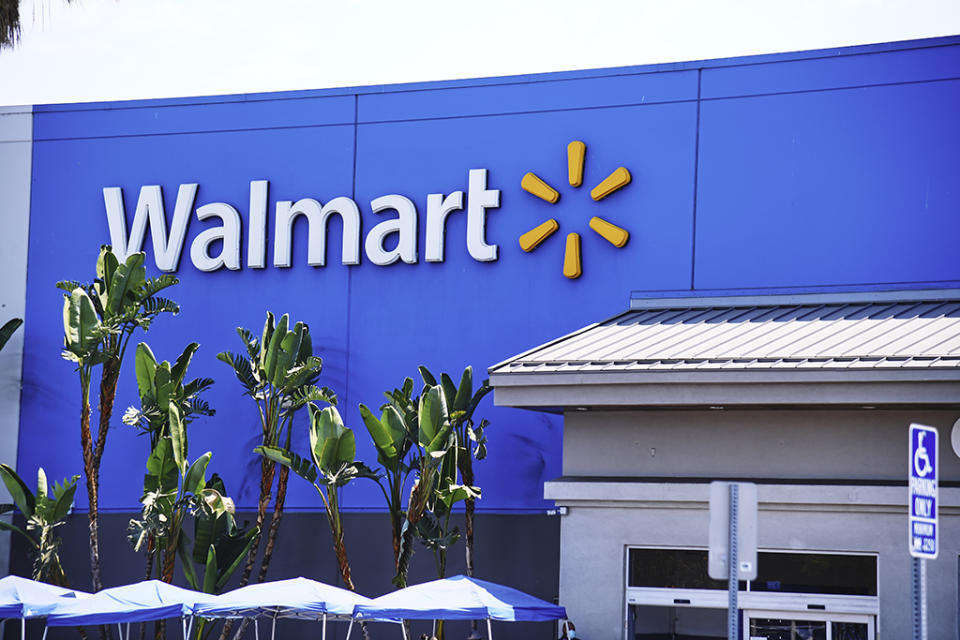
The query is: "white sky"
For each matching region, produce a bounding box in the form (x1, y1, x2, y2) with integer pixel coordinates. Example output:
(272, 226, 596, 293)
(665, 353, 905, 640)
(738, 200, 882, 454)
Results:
(1, 0, 959, 106)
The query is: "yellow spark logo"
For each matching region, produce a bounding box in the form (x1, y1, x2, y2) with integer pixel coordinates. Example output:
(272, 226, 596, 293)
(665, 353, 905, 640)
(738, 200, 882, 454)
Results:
(519, 140, 631, 278)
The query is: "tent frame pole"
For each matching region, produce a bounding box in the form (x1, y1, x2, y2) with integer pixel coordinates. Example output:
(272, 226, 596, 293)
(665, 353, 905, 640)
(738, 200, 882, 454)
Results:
(322, 613, 326, 640)
(345, 618, 354, 640)
(486, 618, 492, 640)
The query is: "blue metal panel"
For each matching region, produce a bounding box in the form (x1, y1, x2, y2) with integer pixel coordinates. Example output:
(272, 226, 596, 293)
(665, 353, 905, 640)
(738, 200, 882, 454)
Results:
(358, 71, 698, 122)
(23, 85, 697, 512)
(694, 79, 960, 290)
(33, 95, 355, 140)
(344, 102, 697, 509)
(19, 35, 960, 515)
(23, 124, 356, 512)
(701, 43, 960, 99)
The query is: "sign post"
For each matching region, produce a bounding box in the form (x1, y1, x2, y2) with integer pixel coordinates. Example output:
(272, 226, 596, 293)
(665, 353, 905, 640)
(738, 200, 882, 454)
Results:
(709, 482, 758, 640)
(909, 423, 938, 640)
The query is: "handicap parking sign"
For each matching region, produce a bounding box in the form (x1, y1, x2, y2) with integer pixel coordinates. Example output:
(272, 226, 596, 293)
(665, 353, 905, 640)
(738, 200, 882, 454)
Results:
(909, 423, 938, 559)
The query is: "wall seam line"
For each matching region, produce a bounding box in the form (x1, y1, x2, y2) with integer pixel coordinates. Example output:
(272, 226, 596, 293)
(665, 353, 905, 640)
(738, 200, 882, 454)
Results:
(690, 70, 702, 291)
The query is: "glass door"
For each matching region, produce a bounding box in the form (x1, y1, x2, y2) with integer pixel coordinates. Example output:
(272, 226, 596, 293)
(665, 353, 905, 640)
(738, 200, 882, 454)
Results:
(743, 610, 873, 640)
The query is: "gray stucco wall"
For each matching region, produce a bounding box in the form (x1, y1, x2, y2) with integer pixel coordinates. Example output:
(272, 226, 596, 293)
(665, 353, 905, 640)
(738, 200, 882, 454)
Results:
(550, 408, 960, 639)
(562, 408, 960, 482)
(0, 105, 32, 579)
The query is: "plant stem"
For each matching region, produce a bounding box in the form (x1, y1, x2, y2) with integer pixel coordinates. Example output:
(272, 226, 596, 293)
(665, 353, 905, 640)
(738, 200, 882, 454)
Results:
(257, 465, 288, 583)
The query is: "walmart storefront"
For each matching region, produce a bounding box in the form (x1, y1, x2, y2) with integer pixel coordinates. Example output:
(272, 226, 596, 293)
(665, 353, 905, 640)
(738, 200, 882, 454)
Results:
(1, 35, 959, 639)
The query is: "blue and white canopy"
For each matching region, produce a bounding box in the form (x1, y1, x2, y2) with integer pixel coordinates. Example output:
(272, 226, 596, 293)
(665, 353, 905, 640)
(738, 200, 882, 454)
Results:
(45, 580, 200, 626)
(0, 576, 85, 619)
(353, 575, 567, 622)
(193, 577, 372, 620)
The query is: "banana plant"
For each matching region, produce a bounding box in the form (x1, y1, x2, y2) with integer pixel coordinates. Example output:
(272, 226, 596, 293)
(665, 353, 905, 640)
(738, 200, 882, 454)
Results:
(59, 245, 179, 598)
(183, 473, 258, 595)
(0, 318, 22, 353)
(123, 341, 217, 583)
(128, 445, 233, 583)
(359, 377, 418, 569)
(0, 464, 78, 586)
(123, 342, 214, 450)
(392, 384, 456, 589)
(419, 366, 490, 582)
(178, 474, 258, 640)
(414, 447, 480, 580)
(256, 405, 377, 592)
(216, 311, 335, 609)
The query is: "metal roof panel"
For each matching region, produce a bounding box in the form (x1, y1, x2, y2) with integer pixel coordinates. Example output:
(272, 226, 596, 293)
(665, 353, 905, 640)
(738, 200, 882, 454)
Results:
(490, 291, 960, 376)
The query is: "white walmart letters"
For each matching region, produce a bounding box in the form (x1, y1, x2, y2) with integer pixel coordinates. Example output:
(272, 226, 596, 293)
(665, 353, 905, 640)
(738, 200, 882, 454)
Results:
(103, 170, 500, 272)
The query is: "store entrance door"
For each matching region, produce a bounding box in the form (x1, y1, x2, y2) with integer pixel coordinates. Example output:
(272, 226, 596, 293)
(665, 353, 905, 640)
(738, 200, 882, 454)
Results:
(743, 610, 874, 640)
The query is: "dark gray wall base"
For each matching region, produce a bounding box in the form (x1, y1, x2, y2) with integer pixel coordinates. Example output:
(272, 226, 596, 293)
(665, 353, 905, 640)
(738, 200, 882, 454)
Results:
(7, 512, 561, 640)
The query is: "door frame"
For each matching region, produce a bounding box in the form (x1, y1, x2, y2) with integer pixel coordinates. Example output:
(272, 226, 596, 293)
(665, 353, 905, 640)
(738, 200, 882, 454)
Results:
(742, 608, 875, 640)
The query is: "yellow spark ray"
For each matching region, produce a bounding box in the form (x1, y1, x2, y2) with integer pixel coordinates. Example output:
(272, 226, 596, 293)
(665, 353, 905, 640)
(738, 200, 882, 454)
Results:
(519, 219, 560, 252)
(568, 141, 585, 187)
(521, 172, 560, 203)
(590, 167, 631, 201)
(589, 216, 629, 247)
(563, 233, 582, 279)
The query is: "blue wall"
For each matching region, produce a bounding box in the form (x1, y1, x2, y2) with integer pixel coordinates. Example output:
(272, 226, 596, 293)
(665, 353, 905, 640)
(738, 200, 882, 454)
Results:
(20, 37, 960, 513)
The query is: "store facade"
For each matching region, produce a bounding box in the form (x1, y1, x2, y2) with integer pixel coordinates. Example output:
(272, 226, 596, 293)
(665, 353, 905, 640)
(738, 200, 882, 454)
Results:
(0, 35, 958, 639)
(490, 290, 960, 638)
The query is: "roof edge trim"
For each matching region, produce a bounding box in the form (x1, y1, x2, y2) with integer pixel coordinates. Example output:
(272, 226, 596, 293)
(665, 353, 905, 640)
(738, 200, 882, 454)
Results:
(629, 288, 960, 310)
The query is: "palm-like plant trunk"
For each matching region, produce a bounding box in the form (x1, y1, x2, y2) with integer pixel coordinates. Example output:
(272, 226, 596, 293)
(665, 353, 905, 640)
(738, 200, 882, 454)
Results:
(257, 466, 288, 582)
(240, 458, 275, 583)
(78, 374, 108, 640)
(326, 489, 355, 591)
(220, 460, 275, 640)
(139, 541, 154, 640)
(85, 359, 120, 599)
(324, 491, 371, 640)
(462, 459, 475, 578)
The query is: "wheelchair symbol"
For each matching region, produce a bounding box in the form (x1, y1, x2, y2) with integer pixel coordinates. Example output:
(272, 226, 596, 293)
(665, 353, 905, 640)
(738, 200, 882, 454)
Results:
(914, 432, 933, 477)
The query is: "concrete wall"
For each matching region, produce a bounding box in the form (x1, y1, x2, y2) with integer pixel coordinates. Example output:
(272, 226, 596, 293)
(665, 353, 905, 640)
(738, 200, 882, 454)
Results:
(0, 105, 32, 578)
(547, 481, 960, 639)
(551, 408, 960, 639)
(563, 409, 960, 482)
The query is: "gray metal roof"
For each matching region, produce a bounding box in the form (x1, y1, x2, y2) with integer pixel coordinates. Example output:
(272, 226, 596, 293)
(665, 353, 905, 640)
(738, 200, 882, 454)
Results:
(491, 290, 960, 376)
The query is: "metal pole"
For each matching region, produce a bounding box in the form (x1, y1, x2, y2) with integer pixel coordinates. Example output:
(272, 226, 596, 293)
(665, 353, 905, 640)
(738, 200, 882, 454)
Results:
(345, 618, 354, 640)
(921, 559, 928, 640)
(912, 556, 928, 640)
(727, 483, 739, 640)
(322, 613, 326, 640)
(486, 618, 492, 640)
(270, 613, 277, 640)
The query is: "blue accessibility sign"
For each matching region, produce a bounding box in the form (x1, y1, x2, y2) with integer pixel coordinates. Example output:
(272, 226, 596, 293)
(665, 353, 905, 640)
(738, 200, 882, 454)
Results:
(909, 423, 938, 559)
